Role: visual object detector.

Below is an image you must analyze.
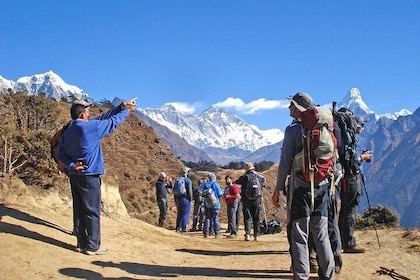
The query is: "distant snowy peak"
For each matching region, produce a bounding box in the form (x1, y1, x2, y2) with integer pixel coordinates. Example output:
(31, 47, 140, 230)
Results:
(0, 75, 15, 92)
(378, 109, 412, 120)
(337, 88, 413, 122)
(337, 88, 373, 114)
(3, 71, 92, 103)
(138, 104, 283, 152)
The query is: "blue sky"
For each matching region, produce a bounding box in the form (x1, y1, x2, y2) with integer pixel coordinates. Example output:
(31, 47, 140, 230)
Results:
(1, 1, 419, 130)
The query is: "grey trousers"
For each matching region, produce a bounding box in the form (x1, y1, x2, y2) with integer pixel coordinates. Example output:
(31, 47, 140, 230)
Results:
(291, 216, 335, 280)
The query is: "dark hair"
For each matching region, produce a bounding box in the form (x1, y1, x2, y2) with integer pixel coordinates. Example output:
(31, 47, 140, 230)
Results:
(225, 175, 232, 180)
(70, 104, 87, 120)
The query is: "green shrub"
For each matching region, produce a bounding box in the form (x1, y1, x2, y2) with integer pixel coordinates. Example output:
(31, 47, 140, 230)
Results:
(356, 204, 399, 229)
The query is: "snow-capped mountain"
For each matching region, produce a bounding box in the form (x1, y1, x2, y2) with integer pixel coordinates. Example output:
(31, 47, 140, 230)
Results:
(378, 109, 412, 120)
(337, 88, 412, 122)
(0, 75, 15, 91)
(337, 88, 374, 115)
(0, 71, 92, 103)
(138, 104, 283, 153)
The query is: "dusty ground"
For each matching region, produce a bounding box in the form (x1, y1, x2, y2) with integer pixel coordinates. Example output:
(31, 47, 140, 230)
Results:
(1, 181, 419, 280)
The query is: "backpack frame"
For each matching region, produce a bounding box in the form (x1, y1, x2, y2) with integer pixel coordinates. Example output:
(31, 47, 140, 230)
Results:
(299, 106, 337, 211)
(333, 107, 360, 176)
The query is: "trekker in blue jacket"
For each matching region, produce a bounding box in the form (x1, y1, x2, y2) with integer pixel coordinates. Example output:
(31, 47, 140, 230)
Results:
(174, 166, 193, 233)
(57, 98, 136, 255)
(202, 173, 223, 238)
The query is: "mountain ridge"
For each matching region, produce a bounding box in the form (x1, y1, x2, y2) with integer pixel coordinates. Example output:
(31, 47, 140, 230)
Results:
(1, 72, 419, 227)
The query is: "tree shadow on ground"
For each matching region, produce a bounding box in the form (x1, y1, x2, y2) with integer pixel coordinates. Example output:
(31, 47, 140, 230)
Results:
(91, 261, 293, 279)
(0, 203, 73, 250)
(0, 203, 73, 235)
(176, 248, 289, 256)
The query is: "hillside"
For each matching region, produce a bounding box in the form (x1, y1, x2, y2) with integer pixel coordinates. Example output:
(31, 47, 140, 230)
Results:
(0, 93, 186, 229)
(0, 93, 284, 228)
(1, 180, 419, 280)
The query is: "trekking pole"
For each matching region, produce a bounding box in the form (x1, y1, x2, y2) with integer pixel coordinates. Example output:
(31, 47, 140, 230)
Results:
(377, 267, 411, 280)
(360, 173, 381, 248)
(261, 190, 268, 228)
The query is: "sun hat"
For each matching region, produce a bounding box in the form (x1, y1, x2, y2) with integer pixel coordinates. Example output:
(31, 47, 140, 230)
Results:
(287, 92, 314, 111)
(244, 162, 255, 171)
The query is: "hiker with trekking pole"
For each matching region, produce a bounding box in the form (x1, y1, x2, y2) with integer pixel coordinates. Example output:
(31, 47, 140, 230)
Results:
(335, 112, 374, 253)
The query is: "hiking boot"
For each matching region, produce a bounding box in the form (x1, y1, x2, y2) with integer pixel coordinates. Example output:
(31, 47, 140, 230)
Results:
(203, 232, 208, 238)
(335, 266, 341, 274)
(343, 245, 366, 253)
(244, 234, 251, 241)
(85, 247, 108, 256)
(215, 232, 220, 239)
(226, 234, 237, 239)
(74, 247, 84, 253)
(254, 236, 260, 241)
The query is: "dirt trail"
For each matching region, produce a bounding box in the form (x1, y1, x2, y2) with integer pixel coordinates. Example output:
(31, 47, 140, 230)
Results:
(1, 200, 419, 280)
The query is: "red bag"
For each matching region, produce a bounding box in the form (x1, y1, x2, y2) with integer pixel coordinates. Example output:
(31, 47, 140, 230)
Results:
(300, 107, 336, 183)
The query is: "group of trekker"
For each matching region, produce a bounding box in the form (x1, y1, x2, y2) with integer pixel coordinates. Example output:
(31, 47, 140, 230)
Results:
(155, 162, 266, 241)
(272, 92, 373, 280)
(59, 94, 371, 279)
(155, 91, 371, 280)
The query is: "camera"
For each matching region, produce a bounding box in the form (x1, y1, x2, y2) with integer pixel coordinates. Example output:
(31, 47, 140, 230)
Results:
(362, 150, 372, 163)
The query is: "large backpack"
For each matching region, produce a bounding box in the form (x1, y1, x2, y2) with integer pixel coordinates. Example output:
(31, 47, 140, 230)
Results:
(298, 106, 337, 211)
(172, 177, 187, 196)
(244, 172, 262, 200)
(50, 121, 72, 172)
(298, 106, 337, 183)
(203, 184, 218, 208)
(333, 107, 360, 176)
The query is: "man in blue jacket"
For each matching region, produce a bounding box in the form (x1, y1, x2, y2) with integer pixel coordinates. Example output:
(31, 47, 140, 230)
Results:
(174, 166, 193, 233)
(202, 173, 223, 238)
(57, 98, 136, 255)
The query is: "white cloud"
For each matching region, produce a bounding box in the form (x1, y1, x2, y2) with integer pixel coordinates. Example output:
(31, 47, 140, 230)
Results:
(214, 97, 289, 114)
(165, 102, 199, 114)
(214, 97, 245, 109)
